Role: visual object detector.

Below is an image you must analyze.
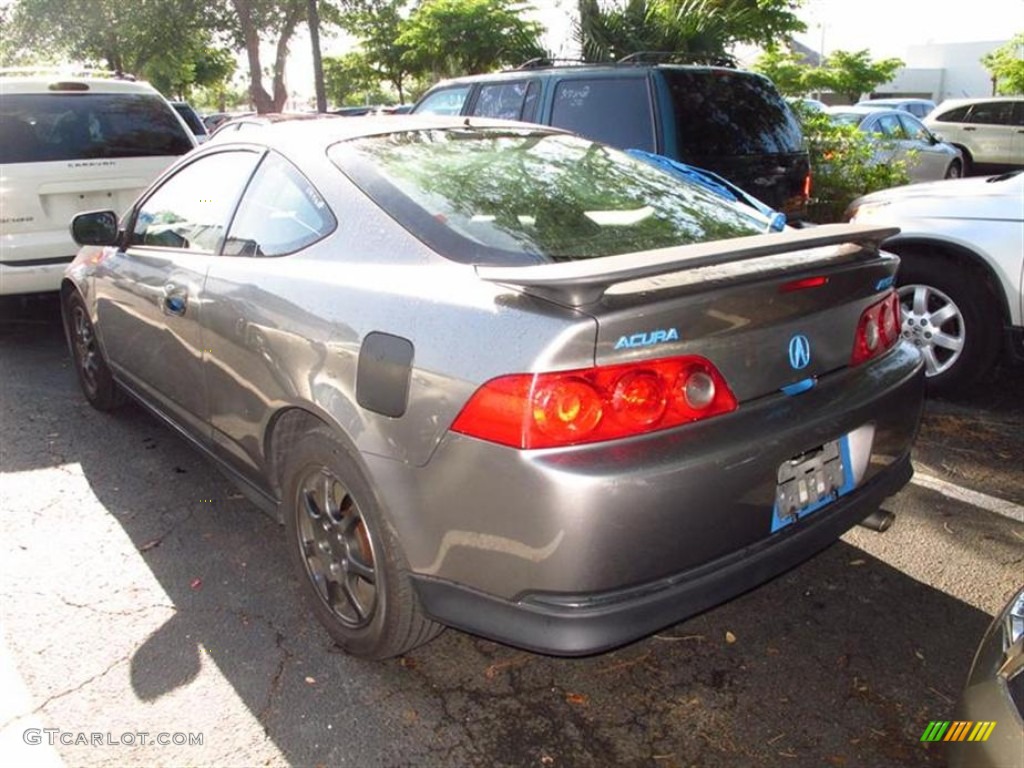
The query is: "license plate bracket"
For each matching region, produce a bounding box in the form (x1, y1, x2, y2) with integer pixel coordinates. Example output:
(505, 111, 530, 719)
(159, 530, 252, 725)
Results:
(771, 437, 853, 533)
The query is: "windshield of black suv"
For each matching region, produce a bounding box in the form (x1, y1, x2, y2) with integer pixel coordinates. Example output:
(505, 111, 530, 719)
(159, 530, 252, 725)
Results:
(331, 128, 769, 265)
(0, 93, 194, 164)
(663, 70, 803, 158)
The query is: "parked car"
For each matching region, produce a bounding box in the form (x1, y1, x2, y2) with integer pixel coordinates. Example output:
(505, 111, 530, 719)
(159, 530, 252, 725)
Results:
(62, 117, 924, 659)
(411, 58, 812, 220)
(0, 70, 196, 295)
(846, 170, 1024, 392)
(208, 111, 339, 140)
(856, 97, 936, 119)
(828, 105, 963, 182)
(170, 100, 209, 143)
(947, 584, 1024, 768)
(924, 97, 1024, 175)
(202, 112, 236, 132)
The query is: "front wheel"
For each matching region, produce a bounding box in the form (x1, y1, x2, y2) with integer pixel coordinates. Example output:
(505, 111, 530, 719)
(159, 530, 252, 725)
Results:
(944, 158, 962, 179)
(282, 427, 442, 658)
(896, 253, 1000, 394)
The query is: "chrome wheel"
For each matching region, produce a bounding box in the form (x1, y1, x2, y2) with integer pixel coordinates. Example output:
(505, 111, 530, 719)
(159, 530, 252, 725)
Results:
(898, 283, 965, 378)
(295, 467, 378, 629)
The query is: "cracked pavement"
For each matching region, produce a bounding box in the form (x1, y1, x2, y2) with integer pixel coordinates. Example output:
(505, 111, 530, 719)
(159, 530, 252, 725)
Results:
(1, 294, 1022, 767)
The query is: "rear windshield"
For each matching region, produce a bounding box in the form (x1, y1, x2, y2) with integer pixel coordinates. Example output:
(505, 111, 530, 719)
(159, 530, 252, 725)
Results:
(173, 103, 207, 136)
(329, 128, 767, 265)
(663, 70, 803, 158)
(0, 93, 194, 164)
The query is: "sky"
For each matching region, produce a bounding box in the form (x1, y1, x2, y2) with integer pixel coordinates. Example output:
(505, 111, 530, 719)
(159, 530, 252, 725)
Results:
(263, 0, 1024, 103)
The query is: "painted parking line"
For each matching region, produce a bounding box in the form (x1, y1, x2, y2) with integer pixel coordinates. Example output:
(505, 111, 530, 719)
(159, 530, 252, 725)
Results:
(911, 466, 1024, 523)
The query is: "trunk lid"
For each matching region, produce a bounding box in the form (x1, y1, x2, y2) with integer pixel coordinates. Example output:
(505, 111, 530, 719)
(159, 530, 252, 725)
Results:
(477, 224, 900, 402)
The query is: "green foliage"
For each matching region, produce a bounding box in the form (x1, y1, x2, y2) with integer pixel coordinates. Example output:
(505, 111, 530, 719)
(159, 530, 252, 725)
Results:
(805, 49, 903, 104)
(323, 52, 386, 105)
(981, 33, 1024, 95)
(575, 0, 805, 63)
(2, 0, 211, 76)
(337, 0, 415, 102)
(752, 45, 811, 96)
(796, 107, 910, 223)
(397, 0, 546, 79)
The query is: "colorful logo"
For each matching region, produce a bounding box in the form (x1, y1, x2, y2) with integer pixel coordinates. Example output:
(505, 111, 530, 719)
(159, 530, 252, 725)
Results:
(920, 721, 996, 742)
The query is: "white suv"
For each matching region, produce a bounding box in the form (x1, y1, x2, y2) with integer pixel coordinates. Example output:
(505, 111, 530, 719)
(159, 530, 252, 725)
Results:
(0, 71, 196, 295)
(924, 97, 1024, 175)
(847, 170, 1023, 393)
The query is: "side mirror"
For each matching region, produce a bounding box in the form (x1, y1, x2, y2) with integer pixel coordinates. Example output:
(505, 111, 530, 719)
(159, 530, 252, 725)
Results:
(71, 210, 120, 246)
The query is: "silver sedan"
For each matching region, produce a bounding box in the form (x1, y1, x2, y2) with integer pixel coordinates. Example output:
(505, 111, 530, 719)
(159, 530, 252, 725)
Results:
(829, 106, 963, 183)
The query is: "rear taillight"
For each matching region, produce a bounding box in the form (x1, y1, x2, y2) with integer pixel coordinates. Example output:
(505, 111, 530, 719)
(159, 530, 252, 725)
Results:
(451, 356, 738, 449)
(803, 171, 812, 200)
(851, 290, 900, 366)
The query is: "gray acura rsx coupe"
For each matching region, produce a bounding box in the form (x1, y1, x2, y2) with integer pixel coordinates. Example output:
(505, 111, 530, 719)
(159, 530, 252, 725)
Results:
(61, 116, 925, 659)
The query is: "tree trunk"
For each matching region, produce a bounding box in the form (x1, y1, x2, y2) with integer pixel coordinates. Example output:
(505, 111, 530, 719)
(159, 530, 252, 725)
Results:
(233, 0, 274, 113)
(308, 0, 327, 112)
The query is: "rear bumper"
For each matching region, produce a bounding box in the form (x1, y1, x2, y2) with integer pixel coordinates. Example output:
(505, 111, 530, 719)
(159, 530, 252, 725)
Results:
(0, 257, 73, 295)
(367, 342, 924, 653)
(412, 454, 911, 656)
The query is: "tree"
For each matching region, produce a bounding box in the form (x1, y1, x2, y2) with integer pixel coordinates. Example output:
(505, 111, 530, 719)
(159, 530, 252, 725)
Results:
(2, 0, 211, 76)
(398, 0, 546, 79)
(225, 0, 309, 113)
(805, 49, 903, 104)
(575, 0, 805, 63)
(337, 0, 415, 103)
(752, 45, 812, 96)
(982, 33, 1024, 95)
(323, 52, 381, 105)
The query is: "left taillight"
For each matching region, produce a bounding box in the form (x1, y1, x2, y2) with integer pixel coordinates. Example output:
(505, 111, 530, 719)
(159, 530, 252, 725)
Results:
(450, 356, 738, 450)
(851, 290, 900, 366)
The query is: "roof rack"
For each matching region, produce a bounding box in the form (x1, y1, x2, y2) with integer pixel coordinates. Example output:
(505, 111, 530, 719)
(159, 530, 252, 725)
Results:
(0, 66, 136, 81)
(616, 51, 736, 68)
(514, 57, 591, 70)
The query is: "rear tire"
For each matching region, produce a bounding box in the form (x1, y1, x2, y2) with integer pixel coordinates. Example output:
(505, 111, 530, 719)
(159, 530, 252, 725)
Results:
(282, 426, 442, 659)
(63, 291, 126, 411)
(895, 252, 1000, 394)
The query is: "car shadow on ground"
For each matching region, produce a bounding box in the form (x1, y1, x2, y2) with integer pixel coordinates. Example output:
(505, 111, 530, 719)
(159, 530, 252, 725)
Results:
(0, 294, 1010, 767)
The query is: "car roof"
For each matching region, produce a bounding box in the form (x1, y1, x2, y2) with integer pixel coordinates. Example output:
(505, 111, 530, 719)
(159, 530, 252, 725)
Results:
(828, 105, 903, 116)
(422, 62, 756, 88)
(208, 114, 562, 153)
(0, 72, 160, 95)
(934, 96, 1024, 108)
(859, 98, 932, 106)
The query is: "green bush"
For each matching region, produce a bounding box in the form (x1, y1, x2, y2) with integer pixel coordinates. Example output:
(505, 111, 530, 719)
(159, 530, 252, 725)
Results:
(795, 107, 911, 223)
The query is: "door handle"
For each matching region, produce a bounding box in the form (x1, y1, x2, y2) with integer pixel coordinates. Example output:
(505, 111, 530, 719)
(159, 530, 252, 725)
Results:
(163, 285, 188, 316)
(963, 127, 976, 131)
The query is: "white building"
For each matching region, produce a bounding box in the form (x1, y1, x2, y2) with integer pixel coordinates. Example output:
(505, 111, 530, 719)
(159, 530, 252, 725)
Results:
(865, 40, 1011, 102)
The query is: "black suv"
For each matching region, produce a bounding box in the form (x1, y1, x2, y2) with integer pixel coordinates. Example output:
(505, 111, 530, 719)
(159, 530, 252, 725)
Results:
(412, 59, 810, 219)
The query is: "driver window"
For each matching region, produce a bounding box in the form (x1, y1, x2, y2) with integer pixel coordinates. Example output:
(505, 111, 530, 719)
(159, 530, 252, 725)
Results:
(130, 151, 260, 251)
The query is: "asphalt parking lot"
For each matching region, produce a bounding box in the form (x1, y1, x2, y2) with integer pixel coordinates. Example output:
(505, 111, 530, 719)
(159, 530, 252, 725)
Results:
(1, 293, 1022, 768)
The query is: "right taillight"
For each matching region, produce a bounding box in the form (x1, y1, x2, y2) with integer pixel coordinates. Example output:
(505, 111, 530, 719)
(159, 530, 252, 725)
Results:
(451, 356, 738, 449)
(851, 290, 901, 366)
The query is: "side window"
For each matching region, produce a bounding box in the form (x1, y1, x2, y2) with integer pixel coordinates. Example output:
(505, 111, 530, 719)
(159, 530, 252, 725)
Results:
(470, 81, 535, 121)
(967, 101, 1014, 125)
(223, 152, 336, 257)
(898, 114, 928, 141)
(414, 86, 472, 116)
(935, 105, 970, 123)
(551, 78, 655, 152)
(1013, 102, 1024, 127)
(874, 113, 904, 138)
(130, 151, 260, 251)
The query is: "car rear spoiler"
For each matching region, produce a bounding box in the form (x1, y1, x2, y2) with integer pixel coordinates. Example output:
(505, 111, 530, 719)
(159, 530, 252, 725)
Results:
(475, 223, 899, 307)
